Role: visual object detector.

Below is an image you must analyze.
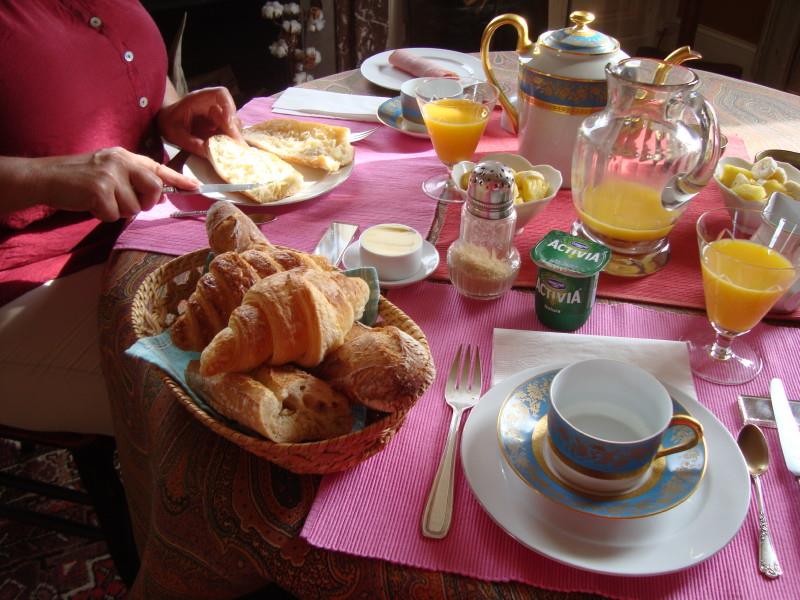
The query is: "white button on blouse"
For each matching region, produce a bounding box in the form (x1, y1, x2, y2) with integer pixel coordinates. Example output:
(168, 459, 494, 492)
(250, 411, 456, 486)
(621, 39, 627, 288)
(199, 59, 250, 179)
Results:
(89, 16, 102, 29)
(139, 97, 149, 108)
(124, 50, 134, 62)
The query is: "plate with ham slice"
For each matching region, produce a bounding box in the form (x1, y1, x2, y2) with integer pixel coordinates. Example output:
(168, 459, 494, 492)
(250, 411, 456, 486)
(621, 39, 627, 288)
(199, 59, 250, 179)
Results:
(360, 48, 484, 91)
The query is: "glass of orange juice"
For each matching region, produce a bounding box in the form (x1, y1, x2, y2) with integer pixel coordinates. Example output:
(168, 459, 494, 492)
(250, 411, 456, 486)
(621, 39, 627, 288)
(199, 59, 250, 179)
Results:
(416, 77, 499, 203)
(686, 207, 800, 385)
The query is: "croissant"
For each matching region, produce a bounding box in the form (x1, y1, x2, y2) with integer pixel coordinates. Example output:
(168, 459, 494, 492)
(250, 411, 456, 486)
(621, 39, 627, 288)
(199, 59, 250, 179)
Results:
(186, 360, 352, 443)
(199, 267, 370, 375)
(206, 201, 269, 254)
(313, 322, 435, 413)
(170, 245, 332, 351)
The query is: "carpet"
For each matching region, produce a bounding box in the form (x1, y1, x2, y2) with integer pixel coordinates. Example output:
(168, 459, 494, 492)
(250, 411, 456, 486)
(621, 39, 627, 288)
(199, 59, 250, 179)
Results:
(0, 439, 127, 599)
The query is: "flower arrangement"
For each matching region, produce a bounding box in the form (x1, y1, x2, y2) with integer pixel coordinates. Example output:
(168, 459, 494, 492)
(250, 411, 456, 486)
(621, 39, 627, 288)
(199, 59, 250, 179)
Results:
(262, 1, 325, 85)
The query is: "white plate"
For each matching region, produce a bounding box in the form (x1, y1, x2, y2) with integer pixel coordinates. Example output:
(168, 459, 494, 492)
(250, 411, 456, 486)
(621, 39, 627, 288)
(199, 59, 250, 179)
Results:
(341, 240, 439, 288)
(376, 97, 430, 139)
(461, 364, 750, 577)
(182, 154, 354, 207)
(360, 48, 485, 92)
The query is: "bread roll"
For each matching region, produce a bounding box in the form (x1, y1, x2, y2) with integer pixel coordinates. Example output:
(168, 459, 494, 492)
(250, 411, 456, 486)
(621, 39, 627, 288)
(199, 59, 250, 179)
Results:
(243, 119, 354, 173)
(313, 322, 435, 413)
(200, 267, 370, 375)
(207, 135, 303, 203)
(186, 361, 352, 443)
(205, 201, 269, 254)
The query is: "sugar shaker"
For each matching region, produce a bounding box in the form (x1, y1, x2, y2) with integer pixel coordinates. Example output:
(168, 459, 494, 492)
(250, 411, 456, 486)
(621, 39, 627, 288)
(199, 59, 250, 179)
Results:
(447, 161, 520, 299)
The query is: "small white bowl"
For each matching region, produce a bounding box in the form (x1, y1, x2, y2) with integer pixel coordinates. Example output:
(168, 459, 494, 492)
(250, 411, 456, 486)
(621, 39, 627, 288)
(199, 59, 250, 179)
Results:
(714, 156, 800, 233)
(358, 223, 424, 281)
(452, 152, 563, 232)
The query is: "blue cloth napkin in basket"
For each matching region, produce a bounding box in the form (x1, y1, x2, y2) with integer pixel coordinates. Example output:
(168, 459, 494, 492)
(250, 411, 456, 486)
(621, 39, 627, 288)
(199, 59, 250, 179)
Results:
(125, 267, 380, 436)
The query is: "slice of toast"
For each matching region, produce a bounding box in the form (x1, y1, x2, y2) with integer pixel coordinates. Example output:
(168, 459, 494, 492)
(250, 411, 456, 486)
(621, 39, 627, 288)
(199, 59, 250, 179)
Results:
(206, 135, 303, 203)
(243, 119, 355, 173)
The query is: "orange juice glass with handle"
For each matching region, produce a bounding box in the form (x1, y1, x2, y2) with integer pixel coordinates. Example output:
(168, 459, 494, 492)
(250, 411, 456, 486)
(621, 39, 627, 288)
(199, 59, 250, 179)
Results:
(416, 77, 499, 203)
(685, 207, 800, 385)
(571, 58, 720, 277)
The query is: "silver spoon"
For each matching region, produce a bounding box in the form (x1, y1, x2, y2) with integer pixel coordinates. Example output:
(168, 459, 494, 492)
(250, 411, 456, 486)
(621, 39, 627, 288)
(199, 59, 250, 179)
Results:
(737, 424, 782, 578)
(169, 210, 277, 224)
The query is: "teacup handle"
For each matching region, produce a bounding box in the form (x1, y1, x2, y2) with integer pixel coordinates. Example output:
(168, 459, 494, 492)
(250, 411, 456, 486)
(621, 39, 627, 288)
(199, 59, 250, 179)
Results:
(655, 415, 704, 458)
(480, 13, 532, 133)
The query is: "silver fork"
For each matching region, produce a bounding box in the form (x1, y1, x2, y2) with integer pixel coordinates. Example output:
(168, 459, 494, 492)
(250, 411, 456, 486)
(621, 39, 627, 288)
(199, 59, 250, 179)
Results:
(422, 344, 482, 539)
(348, 127, 377, 143)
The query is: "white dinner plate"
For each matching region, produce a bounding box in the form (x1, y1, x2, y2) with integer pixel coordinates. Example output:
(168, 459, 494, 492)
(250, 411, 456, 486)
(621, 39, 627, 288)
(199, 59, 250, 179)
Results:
(360, 48, 485, 92)
(341, 239, 439, 288)
(461, 363, 750, 577)
(376, 97, 430, 139)
(182, 154, 354, 208)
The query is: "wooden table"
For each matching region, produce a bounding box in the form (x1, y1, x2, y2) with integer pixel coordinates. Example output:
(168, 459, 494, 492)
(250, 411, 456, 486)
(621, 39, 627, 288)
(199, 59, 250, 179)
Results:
(99, 52, 800, 599)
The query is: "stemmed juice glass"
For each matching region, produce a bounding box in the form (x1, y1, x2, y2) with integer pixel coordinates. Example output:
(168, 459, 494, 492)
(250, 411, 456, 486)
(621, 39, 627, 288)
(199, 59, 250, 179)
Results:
(416, 77, 499, 203)
(685, 207, 800, 385)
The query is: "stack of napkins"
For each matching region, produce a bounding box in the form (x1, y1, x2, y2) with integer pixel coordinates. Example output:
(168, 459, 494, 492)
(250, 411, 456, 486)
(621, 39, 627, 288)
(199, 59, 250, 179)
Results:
(272, 87, 390, 122)
(492, 329, 696, 400)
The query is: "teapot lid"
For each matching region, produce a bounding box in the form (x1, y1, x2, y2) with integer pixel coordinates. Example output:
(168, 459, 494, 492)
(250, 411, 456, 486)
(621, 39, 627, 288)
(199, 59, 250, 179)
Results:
(540, 11, 619, 55)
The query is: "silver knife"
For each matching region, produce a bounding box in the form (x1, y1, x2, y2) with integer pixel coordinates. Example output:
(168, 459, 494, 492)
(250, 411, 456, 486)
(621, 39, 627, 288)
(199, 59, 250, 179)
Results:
(163, 183, 264, 195)
(313, 222, 358, 266)
(770, 377, 800, 482)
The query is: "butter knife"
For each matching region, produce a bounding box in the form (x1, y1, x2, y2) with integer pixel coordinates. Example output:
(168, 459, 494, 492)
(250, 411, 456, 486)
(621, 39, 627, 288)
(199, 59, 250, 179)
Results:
(163, 183, 264, 195)
(313, 222, 358, 266)
(771, 378, 800, 483)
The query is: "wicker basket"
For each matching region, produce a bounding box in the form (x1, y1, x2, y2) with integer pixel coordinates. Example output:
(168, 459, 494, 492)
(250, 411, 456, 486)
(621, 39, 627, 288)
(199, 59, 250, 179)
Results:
(130, 249, 432, 474)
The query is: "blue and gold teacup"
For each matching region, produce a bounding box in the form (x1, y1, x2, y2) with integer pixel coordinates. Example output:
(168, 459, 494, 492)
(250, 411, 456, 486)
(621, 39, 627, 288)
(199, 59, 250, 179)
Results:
(546, 359, 703, 495)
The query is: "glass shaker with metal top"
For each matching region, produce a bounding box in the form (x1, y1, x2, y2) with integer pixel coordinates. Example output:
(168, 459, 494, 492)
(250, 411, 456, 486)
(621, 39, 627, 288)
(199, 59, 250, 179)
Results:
(447, 161, 521, 299)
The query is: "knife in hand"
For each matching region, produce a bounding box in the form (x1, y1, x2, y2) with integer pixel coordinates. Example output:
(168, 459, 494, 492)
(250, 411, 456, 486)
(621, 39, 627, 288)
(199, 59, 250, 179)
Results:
(163, 183, 264, 195)
(770, 377, 800, 483)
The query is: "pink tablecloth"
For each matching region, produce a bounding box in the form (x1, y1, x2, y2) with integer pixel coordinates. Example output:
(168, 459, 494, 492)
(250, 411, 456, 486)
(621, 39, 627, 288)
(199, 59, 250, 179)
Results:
(114, 97, 512, 257)
(301, 281, 800, 600)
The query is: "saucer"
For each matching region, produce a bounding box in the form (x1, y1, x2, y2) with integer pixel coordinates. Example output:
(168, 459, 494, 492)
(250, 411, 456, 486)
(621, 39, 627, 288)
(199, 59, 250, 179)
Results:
(341, 240, 439, 288)
(461, 363, 750, 576)
(377, 97, 429, 139)
(498, 369, 706, 519)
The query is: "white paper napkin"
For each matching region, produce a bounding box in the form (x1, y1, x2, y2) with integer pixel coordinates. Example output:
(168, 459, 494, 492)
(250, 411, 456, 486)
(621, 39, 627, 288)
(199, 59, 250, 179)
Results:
(271, 87, 390, 122)
(492, 328, 697, 401)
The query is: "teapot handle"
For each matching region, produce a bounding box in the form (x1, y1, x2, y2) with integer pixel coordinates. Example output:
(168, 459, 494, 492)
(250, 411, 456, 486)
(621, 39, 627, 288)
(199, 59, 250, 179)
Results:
(661, 92, 721, 211)
(480, 14, 532, 133)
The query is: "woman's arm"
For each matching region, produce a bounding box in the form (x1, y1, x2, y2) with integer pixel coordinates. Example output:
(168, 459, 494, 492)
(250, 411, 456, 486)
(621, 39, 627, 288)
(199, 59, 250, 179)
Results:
(0, 148, 199, 221)
(157, 80, 244, 157)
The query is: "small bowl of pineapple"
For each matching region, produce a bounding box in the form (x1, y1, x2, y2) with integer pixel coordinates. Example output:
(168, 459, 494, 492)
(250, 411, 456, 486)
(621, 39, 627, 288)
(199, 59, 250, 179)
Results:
(714, 155, 800, 232)
(452, 152, 562, 233)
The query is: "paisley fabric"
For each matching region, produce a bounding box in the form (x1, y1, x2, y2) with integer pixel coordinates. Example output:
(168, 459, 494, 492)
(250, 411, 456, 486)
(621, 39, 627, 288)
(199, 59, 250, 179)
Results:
(99, 250, 587, 599)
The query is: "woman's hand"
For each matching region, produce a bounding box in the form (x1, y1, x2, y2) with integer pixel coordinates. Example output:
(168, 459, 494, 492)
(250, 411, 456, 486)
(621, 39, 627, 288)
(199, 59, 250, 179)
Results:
(0, 148, 200, 222)
(157, 87, 245, 157)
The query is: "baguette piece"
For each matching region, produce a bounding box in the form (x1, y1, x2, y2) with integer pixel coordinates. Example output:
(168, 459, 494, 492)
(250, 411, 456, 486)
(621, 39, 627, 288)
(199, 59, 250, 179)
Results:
(243, 119, 354, 173)
(205, 201, 269, 254)
(313, 322, 435, 413)
(200, 267, 370, 375)
(186, 361, 352, 443)
(207, 135, 303, 203)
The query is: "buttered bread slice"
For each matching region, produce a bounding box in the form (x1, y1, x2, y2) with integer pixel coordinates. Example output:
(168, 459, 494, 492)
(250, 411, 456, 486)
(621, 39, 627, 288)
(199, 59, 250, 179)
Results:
(207, 135, 303, 203)
(243, 119, 355, 173)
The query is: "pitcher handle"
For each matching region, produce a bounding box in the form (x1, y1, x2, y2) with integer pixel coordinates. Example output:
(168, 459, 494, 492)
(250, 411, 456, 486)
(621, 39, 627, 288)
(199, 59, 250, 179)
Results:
(661, 92, 721, 211)
(480, 13, 532, 133)
(655, 415, 704, 459)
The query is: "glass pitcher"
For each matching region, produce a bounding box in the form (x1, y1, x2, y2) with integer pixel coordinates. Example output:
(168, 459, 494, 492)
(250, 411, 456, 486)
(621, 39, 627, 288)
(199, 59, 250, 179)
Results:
(571, 57, 721, 277)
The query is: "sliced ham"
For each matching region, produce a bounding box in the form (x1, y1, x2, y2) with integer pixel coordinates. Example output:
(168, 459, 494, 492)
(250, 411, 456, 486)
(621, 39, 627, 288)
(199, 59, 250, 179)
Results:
(388, 49, 457, 78)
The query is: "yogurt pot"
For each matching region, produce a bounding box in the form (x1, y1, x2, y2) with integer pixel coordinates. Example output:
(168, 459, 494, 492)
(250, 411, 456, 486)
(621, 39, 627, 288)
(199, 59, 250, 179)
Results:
(359, 223, 423, 281)
(531, 230, 610, 330)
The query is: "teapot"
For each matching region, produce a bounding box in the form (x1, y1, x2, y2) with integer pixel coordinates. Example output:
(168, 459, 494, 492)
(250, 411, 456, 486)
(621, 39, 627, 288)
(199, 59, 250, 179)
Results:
(481, 11, 627, 187)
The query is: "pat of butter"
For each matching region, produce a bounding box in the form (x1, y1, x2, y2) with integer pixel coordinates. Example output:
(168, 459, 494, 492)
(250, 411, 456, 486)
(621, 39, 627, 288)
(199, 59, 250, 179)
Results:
(361, 224, 422, 257)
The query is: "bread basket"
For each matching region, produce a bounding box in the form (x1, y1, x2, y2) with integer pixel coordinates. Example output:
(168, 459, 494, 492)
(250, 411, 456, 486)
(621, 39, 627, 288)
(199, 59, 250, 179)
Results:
(130, 248, 433, 474)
